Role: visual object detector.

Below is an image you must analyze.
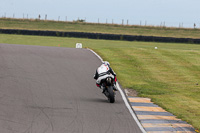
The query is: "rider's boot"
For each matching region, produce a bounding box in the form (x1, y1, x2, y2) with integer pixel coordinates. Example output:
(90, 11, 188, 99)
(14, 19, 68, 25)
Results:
(101, 85, 106, 93)
(113, 84, 118, 91)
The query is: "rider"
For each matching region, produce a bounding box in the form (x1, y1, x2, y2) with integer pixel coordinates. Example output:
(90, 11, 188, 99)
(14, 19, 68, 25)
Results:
(94, 61, 117, 92)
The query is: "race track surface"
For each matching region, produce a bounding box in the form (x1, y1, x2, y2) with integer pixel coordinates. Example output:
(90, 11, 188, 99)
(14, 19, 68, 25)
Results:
(0, 44, 142, 133)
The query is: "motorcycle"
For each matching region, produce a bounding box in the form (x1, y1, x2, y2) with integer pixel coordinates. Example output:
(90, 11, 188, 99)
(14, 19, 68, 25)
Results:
(101, 77, 116, 103)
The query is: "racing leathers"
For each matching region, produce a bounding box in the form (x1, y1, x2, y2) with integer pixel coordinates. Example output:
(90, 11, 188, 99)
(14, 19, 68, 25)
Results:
(94, 64, 117, 91)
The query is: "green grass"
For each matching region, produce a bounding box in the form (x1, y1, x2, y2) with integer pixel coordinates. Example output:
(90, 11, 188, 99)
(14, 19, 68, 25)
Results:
(1, 18, 200, 39)
(0, 34, 200, 131)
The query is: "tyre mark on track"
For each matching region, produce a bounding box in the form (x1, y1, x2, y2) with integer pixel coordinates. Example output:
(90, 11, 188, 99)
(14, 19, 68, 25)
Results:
(105, 115, 112, 133)
(64, 97, 81, 132)
(22, 111, 41, 133)
(39, 108, 54, 132)
(0, 118, 25, 125)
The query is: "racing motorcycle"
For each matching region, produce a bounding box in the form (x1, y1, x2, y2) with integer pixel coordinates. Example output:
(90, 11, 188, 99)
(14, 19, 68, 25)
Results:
(101, 76, 116, 103)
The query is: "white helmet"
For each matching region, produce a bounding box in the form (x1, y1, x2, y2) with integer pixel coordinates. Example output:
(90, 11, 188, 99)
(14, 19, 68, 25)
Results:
(103, 61, 110, 66)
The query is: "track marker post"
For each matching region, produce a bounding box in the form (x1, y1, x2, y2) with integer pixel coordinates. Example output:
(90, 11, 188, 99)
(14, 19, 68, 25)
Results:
(76, 43, 82, 48)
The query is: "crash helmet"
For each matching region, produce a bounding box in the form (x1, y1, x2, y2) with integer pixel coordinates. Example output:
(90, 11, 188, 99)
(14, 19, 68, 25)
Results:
(103, 61, 110, 66)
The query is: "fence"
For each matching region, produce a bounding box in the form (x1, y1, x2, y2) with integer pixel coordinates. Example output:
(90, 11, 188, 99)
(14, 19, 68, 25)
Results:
(1, 13, 199, 29)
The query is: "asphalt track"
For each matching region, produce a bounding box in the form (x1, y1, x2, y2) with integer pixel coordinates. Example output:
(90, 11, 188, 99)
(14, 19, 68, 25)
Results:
(0, 44, 142, 133)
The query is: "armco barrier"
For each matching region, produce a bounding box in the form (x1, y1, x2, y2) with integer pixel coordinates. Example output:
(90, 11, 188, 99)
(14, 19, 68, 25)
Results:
(1, 28, 200, 44)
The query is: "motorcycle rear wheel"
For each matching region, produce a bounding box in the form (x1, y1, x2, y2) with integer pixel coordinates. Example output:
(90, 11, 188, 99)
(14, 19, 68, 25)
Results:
(107, 86, 115, 103)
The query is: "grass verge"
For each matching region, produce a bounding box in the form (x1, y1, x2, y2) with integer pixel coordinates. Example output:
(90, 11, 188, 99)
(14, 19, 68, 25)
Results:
(1, 18, 200, 39)
(0, 34, 200, 131)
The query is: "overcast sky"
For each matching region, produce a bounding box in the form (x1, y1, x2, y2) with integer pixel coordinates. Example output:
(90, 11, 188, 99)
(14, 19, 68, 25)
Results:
(0, 0, 200, 27)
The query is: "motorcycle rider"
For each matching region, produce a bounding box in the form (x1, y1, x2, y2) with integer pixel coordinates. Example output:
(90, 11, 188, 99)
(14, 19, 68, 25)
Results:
(94, 61, 117, 93)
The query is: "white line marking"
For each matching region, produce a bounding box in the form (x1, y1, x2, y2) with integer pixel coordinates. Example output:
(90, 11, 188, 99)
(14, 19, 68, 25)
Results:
(88, 48, 146, 133)
(89, 49, 103, 62)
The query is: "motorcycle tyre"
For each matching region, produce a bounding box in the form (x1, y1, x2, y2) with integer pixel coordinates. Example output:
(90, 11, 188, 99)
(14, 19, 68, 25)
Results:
(107, 86, 115, 103)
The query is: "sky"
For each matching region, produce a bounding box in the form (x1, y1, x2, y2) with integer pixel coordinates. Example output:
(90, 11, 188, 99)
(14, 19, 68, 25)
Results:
(0, 0, 200, 28)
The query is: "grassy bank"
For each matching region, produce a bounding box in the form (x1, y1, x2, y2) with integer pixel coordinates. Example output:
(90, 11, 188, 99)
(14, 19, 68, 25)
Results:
(0, 34, 200, 130)
(1, 18, 200, 39)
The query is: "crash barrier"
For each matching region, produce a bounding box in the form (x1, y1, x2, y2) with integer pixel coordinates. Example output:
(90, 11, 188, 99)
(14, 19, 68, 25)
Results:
(1, 28, 200, 44)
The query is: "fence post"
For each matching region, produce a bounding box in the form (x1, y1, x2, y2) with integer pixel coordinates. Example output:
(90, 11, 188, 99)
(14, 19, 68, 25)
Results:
(45, 14, 47, 20)
(194, 23, 196, 29)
